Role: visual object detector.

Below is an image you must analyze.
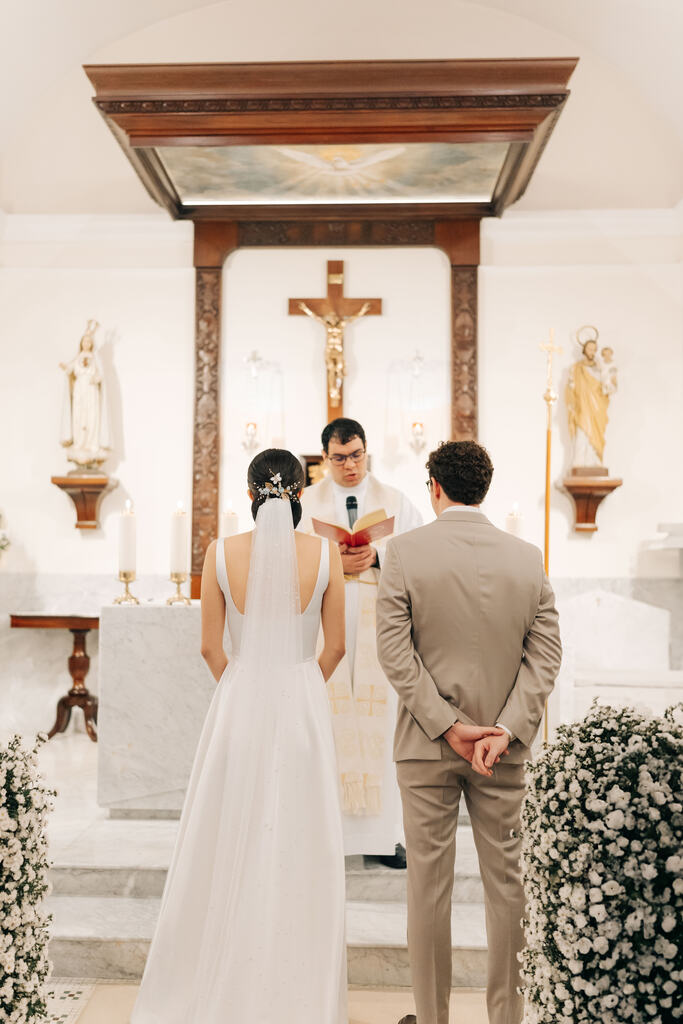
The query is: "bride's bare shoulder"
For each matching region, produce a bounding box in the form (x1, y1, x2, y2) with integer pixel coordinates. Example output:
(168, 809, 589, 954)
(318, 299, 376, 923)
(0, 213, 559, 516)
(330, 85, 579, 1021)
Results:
(294, 531, 322, 551)
(224, 531, 253, 553)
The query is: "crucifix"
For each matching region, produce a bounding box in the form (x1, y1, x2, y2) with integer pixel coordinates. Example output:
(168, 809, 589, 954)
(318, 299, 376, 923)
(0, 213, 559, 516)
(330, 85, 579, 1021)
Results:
(540, 329, 562, 415)
(289, 260, 382, 421)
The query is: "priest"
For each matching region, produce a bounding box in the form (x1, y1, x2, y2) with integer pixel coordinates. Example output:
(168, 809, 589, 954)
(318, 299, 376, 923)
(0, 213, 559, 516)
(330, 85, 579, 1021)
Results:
(300, 417, 422, 862)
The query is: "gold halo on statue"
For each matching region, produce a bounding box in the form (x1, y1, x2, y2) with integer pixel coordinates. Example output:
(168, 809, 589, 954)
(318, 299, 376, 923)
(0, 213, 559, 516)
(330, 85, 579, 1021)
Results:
(575, 324, 599, 352)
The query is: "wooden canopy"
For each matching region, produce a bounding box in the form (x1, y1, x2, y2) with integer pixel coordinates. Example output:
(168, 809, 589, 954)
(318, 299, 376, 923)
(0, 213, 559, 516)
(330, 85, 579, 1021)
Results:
(84, 58, 577, 221)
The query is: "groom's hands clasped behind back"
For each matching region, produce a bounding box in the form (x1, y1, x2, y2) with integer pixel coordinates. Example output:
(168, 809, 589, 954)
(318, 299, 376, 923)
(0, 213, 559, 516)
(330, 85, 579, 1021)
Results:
(443, 722, 509, 777)
(472, 731, 511, 777)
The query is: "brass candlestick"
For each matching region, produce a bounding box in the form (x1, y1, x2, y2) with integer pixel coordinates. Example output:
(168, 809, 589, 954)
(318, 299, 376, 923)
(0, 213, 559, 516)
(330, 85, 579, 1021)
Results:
(113, 570, 140, 605)
(167, 571, 191, 606)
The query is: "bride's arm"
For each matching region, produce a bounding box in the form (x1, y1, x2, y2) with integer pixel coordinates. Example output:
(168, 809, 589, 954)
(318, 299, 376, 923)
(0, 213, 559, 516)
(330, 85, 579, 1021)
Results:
(318, 541, 346, 682)
(200, 540, 229, 683)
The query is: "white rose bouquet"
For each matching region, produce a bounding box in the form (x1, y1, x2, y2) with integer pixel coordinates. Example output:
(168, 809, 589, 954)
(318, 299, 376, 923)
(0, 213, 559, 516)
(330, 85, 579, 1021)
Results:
(0, 734, 55, 1023)
(520, 702, 682, 1024)
(0, 513, 9, 558)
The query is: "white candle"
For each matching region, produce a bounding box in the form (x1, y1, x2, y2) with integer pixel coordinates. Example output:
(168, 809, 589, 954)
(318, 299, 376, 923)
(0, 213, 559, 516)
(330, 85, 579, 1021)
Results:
(505, 502, 524, 538)
(170, 500, 189, 575)
(220, 503, 239, 538)
(118, 499, 136, 574)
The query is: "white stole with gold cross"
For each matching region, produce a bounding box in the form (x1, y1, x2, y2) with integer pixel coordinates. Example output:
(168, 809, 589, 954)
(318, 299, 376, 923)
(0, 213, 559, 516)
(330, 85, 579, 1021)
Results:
(300, 473, 421, 818)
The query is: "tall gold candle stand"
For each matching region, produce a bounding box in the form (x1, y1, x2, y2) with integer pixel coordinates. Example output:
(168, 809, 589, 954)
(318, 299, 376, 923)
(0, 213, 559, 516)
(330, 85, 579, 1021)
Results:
(539, 329, 562, 742)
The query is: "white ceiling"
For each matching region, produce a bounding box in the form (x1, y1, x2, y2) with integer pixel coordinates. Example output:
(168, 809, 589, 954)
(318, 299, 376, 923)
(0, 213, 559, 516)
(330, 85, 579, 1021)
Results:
(1, 0, 681, 214)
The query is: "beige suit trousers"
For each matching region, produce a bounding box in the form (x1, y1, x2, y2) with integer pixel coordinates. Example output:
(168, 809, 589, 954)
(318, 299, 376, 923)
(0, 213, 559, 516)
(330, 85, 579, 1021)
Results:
(397, 741, 525, 1024)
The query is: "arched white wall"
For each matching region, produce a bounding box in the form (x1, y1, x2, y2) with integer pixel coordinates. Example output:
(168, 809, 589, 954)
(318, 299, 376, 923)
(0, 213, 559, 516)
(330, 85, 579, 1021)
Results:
(1, 0, 680, 213)
(1, 207, 680, 579)
(219, 247, 451, 529)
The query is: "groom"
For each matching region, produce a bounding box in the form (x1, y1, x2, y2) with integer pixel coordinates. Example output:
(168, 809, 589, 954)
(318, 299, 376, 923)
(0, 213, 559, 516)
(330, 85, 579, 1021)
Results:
(376, 440, 562, 1024)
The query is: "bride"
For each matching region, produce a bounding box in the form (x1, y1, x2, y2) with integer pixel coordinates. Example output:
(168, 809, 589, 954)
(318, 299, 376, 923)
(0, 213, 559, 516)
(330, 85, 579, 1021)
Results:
(130, 449, 347, 1024)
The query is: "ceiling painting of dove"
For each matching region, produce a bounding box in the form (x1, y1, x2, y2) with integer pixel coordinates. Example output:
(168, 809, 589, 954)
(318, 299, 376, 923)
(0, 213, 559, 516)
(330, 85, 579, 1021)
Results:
(156, 141, 510, 206)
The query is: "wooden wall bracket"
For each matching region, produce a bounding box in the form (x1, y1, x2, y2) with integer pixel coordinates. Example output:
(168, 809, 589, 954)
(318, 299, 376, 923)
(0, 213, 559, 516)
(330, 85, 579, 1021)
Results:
(562, 475, 622, 533)
(51, 474, 117, 529)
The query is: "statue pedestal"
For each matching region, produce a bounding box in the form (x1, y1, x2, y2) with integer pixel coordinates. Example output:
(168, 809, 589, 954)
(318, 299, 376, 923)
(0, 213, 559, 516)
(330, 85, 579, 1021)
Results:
(51, 473, 116, 529)
(561, 472, 622, 533)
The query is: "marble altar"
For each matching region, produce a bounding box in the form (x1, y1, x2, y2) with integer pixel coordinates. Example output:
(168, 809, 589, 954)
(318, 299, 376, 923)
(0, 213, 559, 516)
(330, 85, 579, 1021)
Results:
(655, 523, 683, 575)
(573, 668, 683, 719)
(553, 589, 679, 726)
(98, 603, 224, 817)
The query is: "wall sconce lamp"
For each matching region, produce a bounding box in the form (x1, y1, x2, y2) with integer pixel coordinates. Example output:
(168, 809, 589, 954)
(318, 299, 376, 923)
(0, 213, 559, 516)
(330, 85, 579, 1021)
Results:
(242, 422, 259, 452)
(409, 420, 426, 453)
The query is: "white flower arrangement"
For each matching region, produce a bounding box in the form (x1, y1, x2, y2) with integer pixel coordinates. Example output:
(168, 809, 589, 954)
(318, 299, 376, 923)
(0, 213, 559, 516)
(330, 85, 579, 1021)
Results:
(0, 734, 55, 1023)
(0, 512, 9, 558)
(520, 702, 682, 1024)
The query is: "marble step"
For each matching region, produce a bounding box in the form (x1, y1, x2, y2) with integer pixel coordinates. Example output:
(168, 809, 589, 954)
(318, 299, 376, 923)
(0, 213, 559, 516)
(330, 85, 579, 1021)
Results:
(47, 895, 488, 988)
(50, 819, 483, 903)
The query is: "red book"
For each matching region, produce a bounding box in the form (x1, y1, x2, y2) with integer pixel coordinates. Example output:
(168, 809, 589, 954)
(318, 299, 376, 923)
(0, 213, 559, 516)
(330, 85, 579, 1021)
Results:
(312, 509, 395, 548)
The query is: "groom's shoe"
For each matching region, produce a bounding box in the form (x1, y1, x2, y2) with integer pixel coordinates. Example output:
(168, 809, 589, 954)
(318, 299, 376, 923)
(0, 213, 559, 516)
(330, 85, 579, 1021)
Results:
(397, 1016, 416, 1024)
(378, 842, 407, 869)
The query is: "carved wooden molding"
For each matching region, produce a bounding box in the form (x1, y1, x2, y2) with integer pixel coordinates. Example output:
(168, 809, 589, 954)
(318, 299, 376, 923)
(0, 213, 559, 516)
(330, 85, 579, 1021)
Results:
(238, 220, 436, 248)
(98, 93, 568, 116)
(450, 267, 478, 441)
(191, 269, 222, 578)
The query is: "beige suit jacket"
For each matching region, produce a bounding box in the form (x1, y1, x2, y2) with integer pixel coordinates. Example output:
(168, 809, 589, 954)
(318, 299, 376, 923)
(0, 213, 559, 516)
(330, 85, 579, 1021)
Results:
(376, 509, 562, 764)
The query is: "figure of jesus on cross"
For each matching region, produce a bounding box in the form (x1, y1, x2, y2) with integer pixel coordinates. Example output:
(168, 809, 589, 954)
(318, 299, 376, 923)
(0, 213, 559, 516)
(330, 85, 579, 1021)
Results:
(289, 260, 382, 420)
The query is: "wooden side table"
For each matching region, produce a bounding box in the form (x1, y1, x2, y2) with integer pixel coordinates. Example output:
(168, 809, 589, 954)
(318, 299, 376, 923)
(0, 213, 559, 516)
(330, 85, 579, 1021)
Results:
(9, 615, 100, 742)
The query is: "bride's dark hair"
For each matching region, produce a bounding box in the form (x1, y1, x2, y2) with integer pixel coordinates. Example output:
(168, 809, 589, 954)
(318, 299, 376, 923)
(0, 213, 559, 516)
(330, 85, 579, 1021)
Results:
(247, 448, 306, 528)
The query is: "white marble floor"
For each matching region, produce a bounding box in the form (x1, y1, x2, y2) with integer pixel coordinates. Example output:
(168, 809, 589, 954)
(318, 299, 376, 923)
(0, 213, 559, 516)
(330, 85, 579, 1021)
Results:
(70, 983, 488, 1024)
(38, 731, 107, 857)
(39, 729, 488, 988)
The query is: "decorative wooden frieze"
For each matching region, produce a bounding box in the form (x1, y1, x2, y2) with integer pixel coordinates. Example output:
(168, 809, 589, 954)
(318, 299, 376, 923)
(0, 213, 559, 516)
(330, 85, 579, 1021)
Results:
(450, 266, 478, 441)
(98, 93, 568, 116)
(238, 220, 435, 248)
(191, 268, 222, 583)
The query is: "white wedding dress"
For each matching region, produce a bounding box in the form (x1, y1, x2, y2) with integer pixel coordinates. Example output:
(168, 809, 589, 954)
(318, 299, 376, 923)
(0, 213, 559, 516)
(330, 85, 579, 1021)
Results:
(131, 500, 347, 1024)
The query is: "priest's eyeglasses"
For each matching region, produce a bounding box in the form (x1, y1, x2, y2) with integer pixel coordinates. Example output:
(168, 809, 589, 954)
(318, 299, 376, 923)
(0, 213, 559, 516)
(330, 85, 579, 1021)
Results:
(328, 448, 366, 465)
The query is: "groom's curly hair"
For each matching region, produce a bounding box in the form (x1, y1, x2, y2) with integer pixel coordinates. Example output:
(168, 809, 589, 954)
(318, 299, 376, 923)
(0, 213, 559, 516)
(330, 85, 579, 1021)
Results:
(426, 441, 494, 506)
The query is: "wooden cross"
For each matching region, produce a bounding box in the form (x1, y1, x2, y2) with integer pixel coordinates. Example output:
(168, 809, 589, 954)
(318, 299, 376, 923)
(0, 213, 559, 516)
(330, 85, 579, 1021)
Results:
(289, 260, 382, 421)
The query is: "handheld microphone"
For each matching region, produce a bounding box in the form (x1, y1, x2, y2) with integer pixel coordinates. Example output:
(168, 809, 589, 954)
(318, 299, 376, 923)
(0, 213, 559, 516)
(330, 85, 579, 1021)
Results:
(346, 495, 358, 529)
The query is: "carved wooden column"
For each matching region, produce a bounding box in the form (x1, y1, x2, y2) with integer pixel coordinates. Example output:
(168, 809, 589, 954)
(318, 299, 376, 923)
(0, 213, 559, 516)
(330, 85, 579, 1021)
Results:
(191, 222, 238, 597)
(450, 267, 478, 441)
(434, 220, 480, 440)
